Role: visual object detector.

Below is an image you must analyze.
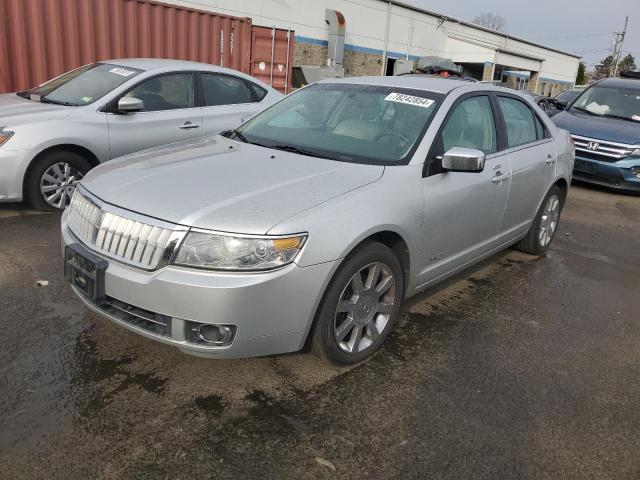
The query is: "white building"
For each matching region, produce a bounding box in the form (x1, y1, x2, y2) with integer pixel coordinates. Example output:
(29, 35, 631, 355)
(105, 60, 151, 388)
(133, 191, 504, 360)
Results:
(167, 0, 581, 95)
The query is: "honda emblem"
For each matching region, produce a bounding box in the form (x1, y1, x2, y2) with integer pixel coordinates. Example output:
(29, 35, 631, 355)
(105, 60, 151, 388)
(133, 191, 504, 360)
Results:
(587, 141, 600, 151)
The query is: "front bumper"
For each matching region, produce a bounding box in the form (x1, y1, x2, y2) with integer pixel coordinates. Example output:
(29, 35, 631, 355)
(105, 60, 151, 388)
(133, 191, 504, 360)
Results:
(0, 147, 32, 202)
(573, 155, 640, 193)
(62, 223, 338, 358)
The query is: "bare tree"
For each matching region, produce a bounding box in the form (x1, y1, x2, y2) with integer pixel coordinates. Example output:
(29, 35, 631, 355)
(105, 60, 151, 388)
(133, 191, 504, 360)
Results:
(472, 12, 507, 32)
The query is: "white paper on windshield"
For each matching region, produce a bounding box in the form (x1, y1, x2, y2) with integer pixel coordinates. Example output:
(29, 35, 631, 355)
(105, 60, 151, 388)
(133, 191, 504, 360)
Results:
(632, 115, 640, 122)
(384, 92, 434, 109)
(585, 102, 610, 115)
(109, 67, 136, 77)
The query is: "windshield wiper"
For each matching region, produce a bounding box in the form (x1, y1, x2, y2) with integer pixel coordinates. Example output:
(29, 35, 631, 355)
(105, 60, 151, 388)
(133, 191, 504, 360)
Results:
(269, 144, 334, 160)
(601, 113, 639, 123)
(571, 106, 600, 116)
(40, 97, 78, 106)
(230, 129, 250, 143)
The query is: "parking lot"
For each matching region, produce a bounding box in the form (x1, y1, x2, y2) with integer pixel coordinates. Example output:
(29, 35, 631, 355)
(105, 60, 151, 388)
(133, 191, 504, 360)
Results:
(0, 184, 638, 479)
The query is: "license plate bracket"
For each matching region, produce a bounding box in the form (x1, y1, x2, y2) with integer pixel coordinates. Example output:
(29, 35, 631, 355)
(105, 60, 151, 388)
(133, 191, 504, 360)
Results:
(574, 159, 598, 175)
(64, 243, 108, 301)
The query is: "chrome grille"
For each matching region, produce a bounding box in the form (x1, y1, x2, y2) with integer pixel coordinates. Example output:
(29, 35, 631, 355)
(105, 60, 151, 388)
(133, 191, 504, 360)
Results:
(572, 135, 636, 161)
(67, 189, 180, 270)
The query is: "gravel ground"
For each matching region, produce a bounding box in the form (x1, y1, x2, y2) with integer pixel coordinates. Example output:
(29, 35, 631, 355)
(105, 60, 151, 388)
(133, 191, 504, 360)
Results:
(0, 184, 638, 480)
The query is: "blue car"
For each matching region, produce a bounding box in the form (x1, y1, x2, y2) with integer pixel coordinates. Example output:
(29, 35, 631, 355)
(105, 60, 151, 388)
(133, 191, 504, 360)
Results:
(552, 74, 640, 193)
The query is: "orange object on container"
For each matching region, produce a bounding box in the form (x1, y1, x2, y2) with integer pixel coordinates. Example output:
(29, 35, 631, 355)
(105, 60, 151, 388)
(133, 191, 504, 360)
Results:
(0, 0, 253, 93)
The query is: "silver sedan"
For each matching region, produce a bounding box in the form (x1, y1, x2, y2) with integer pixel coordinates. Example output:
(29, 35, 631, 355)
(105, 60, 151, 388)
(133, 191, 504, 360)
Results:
(61, 76, 574, 365)
(0, 59, 281, 210)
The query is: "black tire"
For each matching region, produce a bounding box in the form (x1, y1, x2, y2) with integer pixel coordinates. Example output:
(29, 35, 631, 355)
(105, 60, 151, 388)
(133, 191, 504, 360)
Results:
(311, 241, 404, 366)
(515, 184, 565, 256)
(25, 150, 91, 211)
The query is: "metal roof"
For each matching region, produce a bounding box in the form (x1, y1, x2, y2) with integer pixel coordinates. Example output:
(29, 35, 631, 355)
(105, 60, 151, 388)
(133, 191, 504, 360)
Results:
(597, 76, 640, 88)
(386, 1, 582, 60)
(319, 75, 476, 93)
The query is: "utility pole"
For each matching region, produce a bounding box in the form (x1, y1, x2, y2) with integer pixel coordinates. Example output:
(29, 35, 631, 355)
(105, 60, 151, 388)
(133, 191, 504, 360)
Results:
(611, 16, 629, 77)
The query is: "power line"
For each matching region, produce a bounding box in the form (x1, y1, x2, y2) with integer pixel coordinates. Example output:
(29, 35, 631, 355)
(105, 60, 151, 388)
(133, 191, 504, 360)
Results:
(532, 32, 616, 41)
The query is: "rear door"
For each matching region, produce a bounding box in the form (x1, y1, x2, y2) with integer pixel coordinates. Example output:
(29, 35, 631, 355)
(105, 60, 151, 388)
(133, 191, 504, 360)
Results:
(417, 93, 512, 285)
(494, 95, 556, 236)
(107, 72, 203, 158)
(198, 73, 267, 135)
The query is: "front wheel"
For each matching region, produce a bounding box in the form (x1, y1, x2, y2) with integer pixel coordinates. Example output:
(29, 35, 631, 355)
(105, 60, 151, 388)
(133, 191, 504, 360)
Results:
(25, 151, 91, 211)
(515, 185, 565, 256)
(311, 242, 404, 366)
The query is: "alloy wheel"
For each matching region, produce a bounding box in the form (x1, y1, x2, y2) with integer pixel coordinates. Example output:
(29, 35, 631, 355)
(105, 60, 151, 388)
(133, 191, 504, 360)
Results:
(333, 262, 397, 354)
(539, 194, 560, 247)
(40, 162, 84, 209)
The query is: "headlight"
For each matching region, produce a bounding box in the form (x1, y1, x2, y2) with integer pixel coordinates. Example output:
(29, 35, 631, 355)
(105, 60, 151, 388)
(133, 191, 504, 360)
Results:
(173, 231, 307, 271)
(0, 130, 14, 146)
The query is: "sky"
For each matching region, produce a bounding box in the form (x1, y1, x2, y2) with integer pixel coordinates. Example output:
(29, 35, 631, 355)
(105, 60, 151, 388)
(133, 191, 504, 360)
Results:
(407, 0, 640, 70)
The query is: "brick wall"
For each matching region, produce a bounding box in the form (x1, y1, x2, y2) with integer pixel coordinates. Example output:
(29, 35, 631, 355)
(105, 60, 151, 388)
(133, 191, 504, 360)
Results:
(293, 43, 327, 67)
(294, 43, 382, 77)
(343, 50, 383, 76)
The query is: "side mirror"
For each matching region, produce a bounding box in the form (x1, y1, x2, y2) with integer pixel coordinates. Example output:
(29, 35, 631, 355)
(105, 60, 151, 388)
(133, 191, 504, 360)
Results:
(117, 96, 144, 113)
(442, 147, 486, 173)
(553, 99, 568, 110)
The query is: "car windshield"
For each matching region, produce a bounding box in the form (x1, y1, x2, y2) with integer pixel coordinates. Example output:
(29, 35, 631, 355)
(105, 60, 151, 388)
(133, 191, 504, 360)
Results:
(235, 83, 443, 164)
(19, 63, 143, 106)
(570, 84, 640, 121)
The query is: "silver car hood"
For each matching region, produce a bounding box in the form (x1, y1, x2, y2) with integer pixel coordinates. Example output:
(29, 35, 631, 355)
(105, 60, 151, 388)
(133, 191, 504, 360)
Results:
(81, 135, 385, 234)
(0, 93, 73, 126)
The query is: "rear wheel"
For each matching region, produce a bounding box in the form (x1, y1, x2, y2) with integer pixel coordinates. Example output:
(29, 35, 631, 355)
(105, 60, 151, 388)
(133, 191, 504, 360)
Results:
(515, 185, 565, 256)
(311, 241, 404, 366)
(26, 151, 91, 211)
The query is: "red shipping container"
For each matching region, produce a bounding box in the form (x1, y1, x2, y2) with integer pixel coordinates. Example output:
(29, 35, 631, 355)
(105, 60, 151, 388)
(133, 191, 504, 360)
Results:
(0, 0, 253, 93)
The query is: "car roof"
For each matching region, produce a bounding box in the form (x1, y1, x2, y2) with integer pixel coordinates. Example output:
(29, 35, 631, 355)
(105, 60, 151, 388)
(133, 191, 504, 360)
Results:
(100, 58, 267, 82)
(596, 77, 640, 89)
(317, 75, 472, 94)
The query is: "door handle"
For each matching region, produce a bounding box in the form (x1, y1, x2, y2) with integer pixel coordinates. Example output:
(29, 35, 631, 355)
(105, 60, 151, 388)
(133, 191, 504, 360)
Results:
(492, 171, 509, 184)
(179, 121, 200, 130)
(545, 154, 556, 164)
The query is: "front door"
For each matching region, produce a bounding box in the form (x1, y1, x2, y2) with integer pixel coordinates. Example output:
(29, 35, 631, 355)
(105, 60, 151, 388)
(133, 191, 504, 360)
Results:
(107, 72, 203, 159)
(417, 94, 512, 286)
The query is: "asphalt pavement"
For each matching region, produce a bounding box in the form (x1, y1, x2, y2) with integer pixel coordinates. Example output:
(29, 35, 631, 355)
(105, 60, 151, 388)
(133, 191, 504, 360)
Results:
(0, 184, 638, 480)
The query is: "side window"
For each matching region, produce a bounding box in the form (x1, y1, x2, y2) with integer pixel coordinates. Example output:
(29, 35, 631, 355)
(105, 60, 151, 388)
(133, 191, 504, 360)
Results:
(247, 82, 268, 102)
(497, 97, 539, 147)
(533, 114, 548, 140)
(125, 73, 194, 112)
(440, 96, 497, 154)
(201, 74, 252, 106)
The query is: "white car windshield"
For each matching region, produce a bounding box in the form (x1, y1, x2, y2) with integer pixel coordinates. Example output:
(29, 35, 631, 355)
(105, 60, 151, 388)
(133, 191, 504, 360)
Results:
(571, 84, 640, 122)
(19, 63, 143, 106)
(235, 83, 443, 164)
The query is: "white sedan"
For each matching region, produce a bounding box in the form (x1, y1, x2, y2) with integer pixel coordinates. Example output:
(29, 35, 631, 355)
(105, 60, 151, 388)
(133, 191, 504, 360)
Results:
(0, 59, 281, 210)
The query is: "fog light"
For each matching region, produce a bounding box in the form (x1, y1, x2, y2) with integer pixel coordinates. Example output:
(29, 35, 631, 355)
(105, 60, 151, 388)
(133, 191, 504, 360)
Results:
(631, 166, 640, 179)
(195, 324, 234, 345)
